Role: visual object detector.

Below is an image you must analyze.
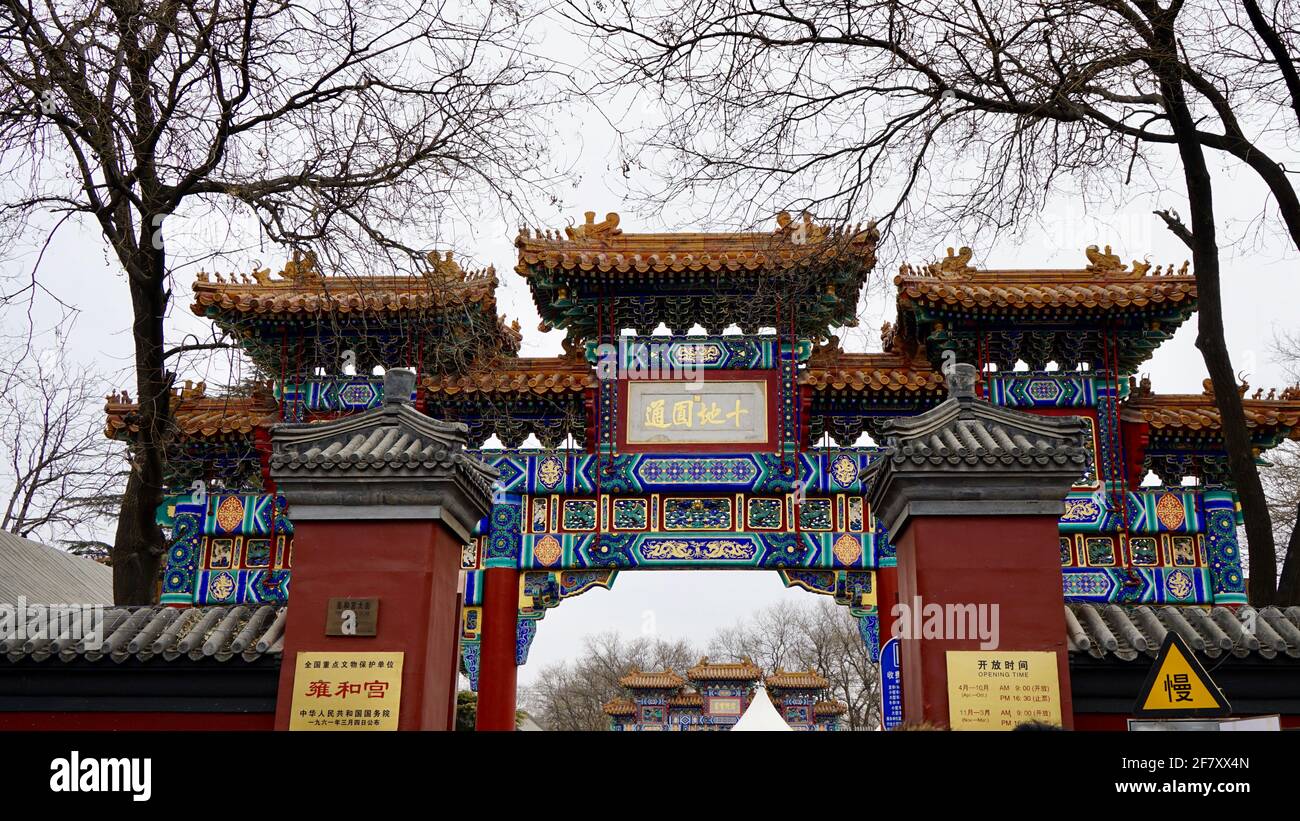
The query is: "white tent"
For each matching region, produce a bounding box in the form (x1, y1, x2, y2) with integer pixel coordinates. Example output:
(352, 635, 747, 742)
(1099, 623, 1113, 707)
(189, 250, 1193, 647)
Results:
(730, 687, 792, 732)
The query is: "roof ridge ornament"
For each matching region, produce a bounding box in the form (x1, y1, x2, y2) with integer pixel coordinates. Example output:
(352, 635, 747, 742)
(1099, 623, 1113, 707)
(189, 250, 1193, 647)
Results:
(383, 368, 416, 406)
(775, 210, 829, 244)
(1083, 243, 1140, 275)
(565, 211, 621, 242)
(946, 362, 978, 399)
(424, 250, 462, 281)
(930, 245, 974, 277)
(281, 250, 322, 285)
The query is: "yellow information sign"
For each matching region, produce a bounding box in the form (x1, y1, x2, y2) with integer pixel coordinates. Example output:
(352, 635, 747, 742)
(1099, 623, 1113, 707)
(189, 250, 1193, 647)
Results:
(288, 651, 404, 731)
(946, 650, 1063, 730)
(1134, 633, 1230, 718)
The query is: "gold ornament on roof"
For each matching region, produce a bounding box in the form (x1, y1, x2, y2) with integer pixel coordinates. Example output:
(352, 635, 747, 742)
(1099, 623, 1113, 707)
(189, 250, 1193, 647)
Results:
(880, 321, 897, 351)
(565, 211, 622, 241)
(281, 250, 321, 285)
(932, 246, 974, 276)
(425, 250, 462, 281)
(774, 211, 828, 243)
(172, 380, 208, 400)
(1084, 244, 1125, 273)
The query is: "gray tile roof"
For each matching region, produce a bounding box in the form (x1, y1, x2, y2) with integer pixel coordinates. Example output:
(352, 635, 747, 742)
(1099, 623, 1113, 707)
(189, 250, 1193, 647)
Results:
(270, 370, 497, 497)
(871, 364, 1092, 470)
(1, 604, 285, 664)
(0, 529, 113, 605)
(1066, 603, 1300, 661)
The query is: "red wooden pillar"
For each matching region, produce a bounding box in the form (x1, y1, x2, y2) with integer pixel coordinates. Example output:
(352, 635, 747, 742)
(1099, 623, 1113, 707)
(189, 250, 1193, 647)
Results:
(475, 567, 519, 731)
(875, 565, 900, 642)
(866, 364, 1090, 730)
(269, 369, 497, 731)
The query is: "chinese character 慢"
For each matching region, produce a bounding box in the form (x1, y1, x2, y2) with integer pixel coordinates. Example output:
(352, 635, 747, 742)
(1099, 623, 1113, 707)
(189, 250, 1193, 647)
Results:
(1163, 673, 1193, 702)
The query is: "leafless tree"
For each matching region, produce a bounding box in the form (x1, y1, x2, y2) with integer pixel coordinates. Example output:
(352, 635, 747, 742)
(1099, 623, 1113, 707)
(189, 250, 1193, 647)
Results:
(523, 630, 698, 731)
(0, 0, 563, 602)
(570, 0, 1300, 603)
(525, 600, 879, 730)
(1267, 331, 1300, 597)
(0, 333, 123, 548)
(709, 599, 878, 730)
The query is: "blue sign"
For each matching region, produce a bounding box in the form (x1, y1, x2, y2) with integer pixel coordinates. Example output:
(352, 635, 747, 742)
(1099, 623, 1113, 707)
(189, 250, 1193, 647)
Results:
(880, 637, 904, 730)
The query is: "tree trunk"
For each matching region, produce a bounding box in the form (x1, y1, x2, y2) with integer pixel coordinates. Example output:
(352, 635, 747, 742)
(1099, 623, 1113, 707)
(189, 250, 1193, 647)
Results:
(109, 244, 170, 605)
(1152, 19, 1279, 605)
(1278, 504, 1300, 605)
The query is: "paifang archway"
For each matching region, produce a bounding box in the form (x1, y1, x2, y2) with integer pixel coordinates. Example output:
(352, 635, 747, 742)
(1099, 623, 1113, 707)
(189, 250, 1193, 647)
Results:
(455, 441, 885, 711)
(133, 211, 1274, 731)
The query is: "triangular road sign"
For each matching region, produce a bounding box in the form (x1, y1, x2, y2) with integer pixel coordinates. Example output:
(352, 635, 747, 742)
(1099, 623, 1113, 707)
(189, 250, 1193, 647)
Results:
(1133, 632, 1231, 718)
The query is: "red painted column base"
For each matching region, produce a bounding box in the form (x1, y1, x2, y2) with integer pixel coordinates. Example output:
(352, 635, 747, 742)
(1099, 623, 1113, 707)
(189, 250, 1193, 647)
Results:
(475, 567, 519, 731)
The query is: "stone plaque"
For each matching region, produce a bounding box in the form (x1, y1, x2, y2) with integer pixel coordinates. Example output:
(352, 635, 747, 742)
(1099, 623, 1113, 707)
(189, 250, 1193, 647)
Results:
(326, 597, 379, 636)
(625, 380, 769, 445)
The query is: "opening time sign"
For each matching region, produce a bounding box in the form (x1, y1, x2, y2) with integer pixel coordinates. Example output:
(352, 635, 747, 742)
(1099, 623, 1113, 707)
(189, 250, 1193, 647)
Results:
(289, 651, 404, 731)
(945, 650, 1062, 730)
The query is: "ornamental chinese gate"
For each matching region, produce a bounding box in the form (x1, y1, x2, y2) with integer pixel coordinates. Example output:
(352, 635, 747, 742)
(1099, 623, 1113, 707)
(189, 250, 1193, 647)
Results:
(126, 212, 1284, 731)
(456, 335, 884, 728)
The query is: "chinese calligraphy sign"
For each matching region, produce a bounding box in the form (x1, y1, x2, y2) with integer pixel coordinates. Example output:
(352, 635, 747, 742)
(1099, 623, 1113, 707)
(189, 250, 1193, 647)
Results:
(289, 651, 404, 731)
(625, 379, 770, 447)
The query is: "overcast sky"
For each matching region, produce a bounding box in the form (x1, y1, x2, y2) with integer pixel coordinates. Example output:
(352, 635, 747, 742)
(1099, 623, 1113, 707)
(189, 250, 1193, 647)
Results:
(3, 7, 1296, 684)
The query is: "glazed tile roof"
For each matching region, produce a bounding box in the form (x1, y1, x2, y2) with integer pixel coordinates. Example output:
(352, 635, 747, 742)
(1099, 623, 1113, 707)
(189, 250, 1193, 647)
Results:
(765, 668, 830, 689)
(1, 604, 285, 664)
(515, 211, 878, 278)
(104, 381, 277, 440)
(813, 700, 848, 716)
(618, 668, 685, 689)
(668, 691, 704, 708)
(803, 351, 944, 394)
(191, 251, 503, 318)
(1066, 603, 1300, 661)
(423, 356, 594, 396)
(1123, 381, 1300, 439)
(895, 246, 1197, 311)
(603, 697, 637, 716)
(686, 656, 763, 682)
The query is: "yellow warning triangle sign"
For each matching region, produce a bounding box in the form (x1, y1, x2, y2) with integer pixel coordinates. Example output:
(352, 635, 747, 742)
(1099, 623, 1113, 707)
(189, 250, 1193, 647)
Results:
(1133, 632, 1231, 718)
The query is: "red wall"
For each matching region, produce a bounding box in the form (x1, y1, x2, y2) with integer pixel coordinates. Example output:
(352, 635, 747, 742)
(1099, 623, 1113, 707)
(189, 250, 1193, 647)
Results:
(273, 519, 463, 731)
(895, 514, 1074, 729)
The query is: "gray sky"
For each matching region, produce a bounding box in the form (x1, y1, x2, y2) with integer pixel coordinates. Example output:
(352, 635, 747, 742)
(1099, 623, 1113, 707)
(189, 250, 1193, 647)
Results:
(3, 9, 1296, 684)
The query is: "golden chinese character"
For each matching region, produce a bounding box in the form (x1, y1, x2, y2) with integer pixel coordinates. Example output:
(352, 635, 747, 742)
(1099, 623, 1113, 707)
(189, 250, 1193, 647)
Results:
(697, 401, 724, 426)
(645, 400, 670, 429)
(671, 399, 694, 428)
(726, 399, 750, 428)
